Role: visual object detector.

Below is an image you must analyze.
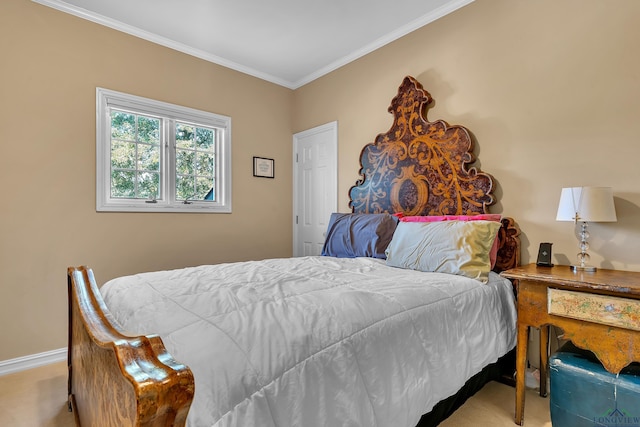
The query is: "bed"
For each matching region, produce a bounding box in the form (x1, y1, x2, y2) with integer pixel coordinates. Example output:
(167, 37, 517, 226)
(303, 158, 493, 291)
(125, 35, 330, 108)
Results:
(67, 76, 521, 427)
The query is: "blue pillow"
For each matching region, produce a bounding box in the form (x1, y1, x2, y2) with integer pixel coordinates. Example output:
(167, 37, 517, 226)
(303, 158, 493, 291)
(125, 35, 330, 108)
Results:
(321, 213, 399, 259)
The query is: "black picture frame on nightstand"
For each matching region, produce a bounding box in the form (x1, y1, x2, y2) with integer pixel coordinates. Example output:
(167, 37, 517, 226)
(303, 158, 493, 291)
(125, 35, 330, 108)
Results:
(536, 242, 554, 267)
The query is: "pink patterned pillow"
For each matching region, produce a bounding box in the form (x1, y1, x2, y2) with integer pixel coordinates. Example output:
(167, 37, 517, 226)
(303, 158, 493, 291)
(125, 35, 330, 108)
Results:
(395, 214, 502, 268)
(397, 214, 502, 223)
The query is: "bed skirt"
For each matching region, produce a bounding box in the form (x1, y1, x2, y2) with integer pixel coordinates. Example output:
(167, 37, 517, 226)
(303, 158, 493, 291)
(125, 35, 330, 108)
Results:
(417, 348, 515, 426)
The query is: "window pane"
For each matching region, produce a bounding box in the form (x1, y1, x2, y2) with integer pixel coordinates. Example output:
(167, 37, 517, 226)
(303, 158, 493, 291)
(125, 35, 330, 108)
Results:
(176, 175, 194, 200)
(138, 144, 160, 171)
(111, 170, 135, 198)
(196, 152, 214, 176)
(196, 177, 214, 200)
(204, 185, 215, 200)
(196, 127, 214, 150)
(176, 123, 194, 149)
(176, 149, 195, 175)
(138, 172, 160, 199)
(111, 111, 136, 141)
(111, 141, 136, 169)
(138, 116, 160, 144)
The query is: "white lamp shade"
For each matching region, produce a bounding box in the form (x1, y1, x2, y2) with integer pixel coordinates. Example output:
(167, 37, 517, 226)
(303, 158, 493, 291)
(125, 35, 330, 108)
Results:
(556, 187, 617, 222)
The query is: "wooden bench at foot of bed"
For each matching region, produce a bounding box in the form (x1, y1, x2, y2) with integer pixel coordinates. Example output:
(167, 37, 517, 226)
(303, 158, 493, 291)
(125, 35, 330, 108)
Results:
(67, 267, 194, 427)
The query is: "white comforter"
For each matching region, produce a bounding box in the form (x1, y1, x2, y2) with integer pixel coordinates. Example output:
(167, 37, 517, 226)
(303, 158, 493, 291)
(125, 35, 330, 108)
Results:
(101, 256, 517, 427)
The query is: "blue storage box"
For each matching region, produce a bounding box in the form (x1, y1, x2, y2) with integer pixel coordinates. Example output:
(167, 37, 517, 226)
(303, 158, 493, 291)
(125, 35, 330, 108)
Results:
(550, 342, 640, 426)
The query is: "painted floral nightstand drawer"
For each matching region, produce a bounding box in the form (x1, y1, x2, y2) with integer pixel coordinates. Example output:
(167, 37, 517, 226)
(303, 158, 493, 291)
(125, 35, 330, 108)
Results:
(548, 288, 640, 331)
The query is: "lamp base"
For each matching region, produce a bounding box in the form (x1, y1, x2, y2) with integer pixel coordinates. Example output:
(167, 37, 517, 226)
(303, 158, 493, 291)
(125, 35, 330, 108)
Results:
(570, 265, 597, 273)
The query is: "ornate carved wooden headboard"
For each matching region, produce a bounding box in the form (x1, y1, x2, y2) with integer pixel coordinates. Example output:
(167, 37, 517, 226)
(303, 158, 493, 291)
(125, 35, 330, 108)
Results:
(348, 76, 520, 271)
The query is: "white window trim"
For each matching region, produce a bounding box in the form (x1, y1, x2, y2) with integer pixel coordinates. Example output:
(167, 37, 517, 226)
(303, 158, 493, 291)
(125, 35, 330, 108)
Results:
(96, 88, 232, 213)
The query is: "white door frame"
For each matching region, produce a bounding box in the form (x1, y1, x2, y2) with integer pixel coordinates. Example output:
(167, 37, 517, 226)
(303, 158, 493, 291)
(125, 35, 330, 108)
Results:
(292, 121, 338, 257)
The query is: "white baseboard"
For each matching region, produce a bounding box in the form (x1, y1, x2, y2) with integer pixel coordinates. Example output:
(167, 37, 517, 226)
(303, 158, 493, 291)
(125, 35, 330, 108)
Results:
(0, 348, 67, 377)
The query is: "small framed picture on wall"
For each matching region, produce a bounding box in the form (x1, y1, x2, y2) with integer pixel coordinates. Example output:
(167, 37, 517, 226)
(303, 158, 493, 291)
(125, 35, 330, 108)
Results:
(253, 156, 274, 178)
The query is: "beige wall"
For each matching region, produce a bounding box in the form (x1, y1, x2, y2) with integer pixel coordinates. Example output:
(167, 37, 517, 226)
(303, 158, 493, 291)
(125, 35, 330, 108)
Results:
(2, 0, 640, 362)
(294, 0, 640, 272)
(0, 0, 293, 360)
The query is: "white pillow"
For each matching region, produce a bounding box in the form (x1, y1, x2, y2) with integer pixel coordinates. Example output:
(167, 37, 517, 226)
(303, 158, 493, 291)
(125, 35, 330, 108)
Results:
(385, 220, 501, 283)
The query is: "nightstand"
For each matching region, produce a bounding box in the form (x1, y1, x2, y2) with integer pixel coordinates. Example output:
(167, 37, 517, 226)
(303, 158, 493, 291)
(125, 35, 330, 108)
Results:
(501, 264, 640, 426)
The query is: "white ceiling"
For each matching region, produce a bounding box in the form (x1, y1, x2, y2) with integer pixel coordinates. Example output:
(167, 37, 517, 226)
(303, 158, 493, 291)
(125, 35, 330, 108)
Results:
(34, 0, 473, 89)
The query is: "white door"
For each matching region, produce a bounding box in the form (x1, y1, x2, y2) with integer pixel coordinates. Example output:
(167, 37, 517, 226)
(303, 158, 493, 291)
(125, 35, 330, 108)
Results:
(293, 122, 338, 257)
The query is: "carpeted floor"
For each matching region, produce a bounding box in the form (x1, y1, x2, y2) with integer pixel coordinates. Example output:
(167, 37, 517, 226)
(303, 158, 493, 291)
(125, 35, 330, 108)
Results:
(0, 362, 551, 426)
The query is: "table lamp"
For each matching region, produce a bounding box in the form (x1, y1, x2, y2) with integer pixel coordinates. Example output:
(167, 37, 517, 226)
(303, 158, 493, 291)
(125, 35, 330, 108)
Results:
(556, 187, 617, 272)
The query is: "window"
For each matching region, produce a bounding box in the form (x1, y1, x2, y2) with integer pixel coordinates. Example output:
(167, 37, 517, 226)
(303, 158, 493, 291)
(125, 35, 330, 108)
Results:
(96, 88, 231, 212)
